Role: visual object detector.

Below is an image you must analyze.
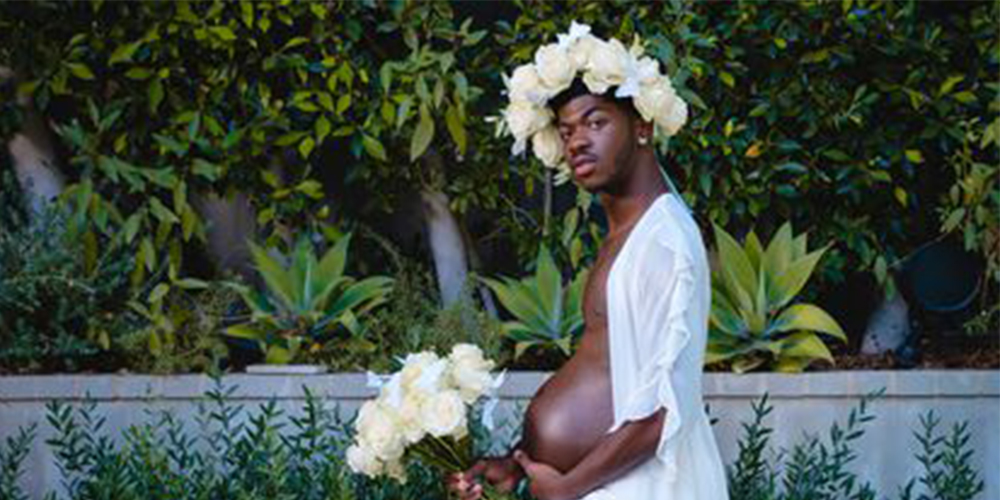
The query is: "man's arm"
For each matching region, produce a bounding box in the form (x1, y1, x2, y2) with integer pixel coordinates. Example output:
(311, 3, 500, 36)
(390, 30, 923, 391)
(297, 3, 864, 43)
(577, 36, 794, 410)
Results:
(514, 408, 665, 500)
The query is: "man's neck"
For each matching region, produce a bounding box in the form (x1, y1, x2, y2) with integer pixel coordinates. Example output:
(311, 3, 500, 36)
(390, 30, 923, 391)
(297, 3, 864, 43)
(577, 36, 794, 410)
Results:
(599, 157, 669, 237)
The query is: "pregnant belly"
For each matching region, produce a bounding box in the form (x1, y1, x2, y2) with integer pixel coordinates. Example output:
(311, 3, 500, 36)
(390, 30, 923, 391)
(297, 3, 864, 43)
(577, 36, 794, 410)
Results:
(523, 358, 613, 472)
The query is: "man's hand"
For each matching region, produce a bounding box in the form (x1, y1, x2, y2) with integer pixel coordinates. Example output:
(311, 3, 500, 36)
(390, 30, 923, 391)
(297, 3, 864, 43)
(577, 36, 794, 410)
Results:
(447, 456, 523, 500)
(513, 450, 575, 500)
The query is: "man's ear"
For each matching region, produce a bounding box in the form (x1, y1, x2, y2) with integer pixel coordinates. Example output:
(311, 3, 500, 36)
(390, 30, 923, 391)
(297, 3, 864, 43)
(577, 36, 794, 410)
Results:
(634, 118, 654, 146)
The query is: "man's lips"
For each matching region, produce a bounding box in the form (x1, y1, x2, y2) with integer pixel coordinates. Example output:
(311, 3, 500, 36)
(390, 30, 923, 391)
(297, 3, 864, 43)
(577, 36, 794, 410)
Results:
(571, 156, 597, 176)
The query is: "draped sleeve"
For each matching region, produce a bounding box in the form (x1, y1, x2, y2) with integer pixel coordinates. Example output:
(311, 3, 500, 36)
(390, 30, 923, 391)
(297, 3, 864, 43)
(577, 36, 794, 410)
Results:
(607, 213, 710, 483)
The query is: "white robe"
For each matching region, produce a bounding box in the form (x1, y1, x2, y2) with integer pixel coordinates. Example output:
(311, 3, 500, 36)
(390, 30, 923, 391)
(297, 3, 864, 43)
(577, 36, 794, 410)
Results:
(591, 192, 729, 499)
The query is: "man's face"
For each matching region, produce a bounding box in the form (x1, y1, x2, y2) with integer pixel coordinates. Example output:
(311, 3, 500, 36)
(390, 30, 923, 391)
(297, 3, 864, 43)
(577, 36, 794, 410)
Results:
(556, 94, 638, 193)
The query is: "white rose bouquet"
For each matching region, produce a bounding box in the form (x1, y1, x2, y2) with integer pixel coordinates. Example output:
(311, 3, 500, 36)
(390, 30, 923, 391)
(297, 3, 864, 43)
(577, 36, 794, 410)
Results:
(347, 344, 506, 496)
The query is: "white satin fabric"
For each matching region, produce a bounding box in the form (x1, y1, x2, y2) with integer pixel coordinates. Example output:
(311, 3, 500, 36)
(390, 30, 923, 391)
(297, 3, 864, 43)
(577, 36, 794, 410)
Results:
(598, 192, 729, 499)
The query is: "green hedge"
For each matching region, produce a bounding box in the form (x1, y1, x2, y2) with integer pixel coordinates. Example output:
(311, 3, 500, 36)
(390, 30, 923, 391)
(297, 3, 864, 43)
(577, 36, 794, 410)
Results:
(0, 385, 985, 500)
(1, 1, 996, 373)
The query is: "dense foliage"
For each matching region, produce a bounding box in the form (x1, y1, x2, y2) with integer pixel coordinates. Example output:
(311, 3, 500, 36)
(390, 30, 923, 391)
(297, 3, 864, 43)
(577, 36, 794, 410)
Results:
(0, 0, 996, 373)
(0, 387, 985, 500)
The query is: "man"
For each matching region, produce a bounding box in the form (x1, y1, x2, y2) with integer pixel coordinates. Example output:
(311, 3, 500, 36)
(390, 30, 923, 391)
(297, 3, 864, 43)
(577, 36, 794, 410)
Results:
(451, 23, 728, 500)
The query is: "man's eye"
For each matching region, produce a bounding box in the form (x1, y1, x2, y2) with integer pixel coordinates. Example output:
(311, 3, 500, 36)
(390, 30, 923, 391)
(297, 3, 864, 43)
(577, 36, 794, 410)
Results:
(588, 119, 605, 129)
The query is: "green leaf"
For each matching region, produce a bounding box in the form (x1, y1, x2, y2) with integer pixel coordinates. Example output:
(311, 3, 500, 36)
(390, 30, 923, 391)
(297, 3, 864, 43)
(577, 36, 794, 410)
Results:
(445, 104, 466, 155)
(141, 237, 157, 272)
(744, 230, 764, 271)
(227, 323, 265, 340)
(361, 135, 386, 161)
(535, 246, 562, 332)
(124, 67, 154, 80)
(904, 149, 924, 163)
(482, 277, 549, 335)
(396, 97, 413, 130)
(299, 137, 316, 158)
(122, 213, 142, 243)
(951, 90, 976, 104)
(148, 331, 163, 356)
(314, 234, 350, 296)
(209, 26, 237, 41)
(315, 115, 331, 142)
(149, 197, 180, 225)
(336, 94, 351, 114)
(409, 105, 435, 162)
(773, 247, 827, 309)
(148, 79, 164, 113)
(762, 222, 793, 280)
(193, 159, 223, 181)
(174, 278, 209, 290)
(109, 41, 141, 65)
(66, 63, 95, 80)
(719, 70, 735, 88)
(149, 283, 171, 304)
(712, 224, 757, 302)
(942, 208, 966, 233)
(324, 276, 393, 323)
(937, 75, 964, 97)
(295, 180, 323, 199)
(264, 345, 293, 364)
(773, 304, 846, 341)
(249, 242, 297, 311)
(282, 37, 309, 51)
(776, 332, 834, 365)
(240, 1, 254, 28)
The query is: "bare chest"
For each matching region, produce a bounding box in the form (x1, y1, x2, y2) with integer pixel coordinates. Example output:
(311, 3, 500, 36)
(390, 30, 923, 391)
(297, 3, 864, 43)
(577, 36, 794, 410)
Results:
(581, 232, 632, 331)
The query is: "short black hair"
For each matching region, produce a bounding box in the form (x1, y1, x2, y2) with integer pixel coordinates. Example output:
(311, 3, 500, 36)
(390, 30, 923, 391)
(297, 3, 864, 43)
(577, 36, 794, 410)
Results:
(548, 78, 639, 119)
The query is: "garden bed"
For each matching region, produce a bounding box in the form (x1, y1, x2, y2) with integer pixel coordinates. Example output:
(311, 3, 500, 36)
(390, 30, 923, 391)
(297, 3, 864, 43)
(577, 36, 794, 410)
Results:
(1, 370, 996, 499)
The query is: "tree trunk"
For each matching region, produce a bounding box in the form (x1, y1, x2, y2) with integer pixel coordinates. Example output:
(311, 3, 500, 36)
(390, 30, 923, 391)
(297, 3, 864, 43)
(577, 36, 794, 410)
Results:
(2, 66, 63, 214)
(421, 188, 469, 307)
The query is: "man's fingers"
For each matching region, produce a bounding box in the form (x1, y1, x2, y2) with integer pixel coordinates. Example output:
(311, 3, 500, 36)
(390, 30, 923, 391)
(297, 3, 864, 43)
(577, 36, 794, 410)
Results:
(512, 450, 536, 475)
(469, 460, 488, 477)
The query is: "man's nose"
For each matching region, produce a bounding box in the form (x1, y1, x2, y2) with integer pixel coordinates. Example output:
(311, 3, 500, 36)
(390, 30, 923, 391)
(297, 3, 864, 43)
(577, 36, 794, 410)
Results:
(567, 130, 591, 156)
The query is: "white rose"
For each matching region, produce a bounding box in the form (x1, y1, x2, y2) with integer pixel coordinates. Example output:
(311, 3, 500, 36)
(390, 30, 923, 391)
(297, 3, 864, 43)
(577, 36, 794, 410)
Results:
(399, 352, 439, 389)
(582, 38, 631, 95)
(420, 390, 467, 438)
(637, 76, 688, 136)
(346, 444, 383, 477)
(632, 76, 679, 126)
(449, 344, 498, 403)
(356, 402, 406, 462)
(568, 34, 599, 69)
(507, 64, 548, 104)
(531, 126, 565, 169)
(657, 95, 688, 136)
(505, 101, 553, 153)
(534, 43, 576, 94)
(385, 459, 408, 484)
(396, 391, 429, 443)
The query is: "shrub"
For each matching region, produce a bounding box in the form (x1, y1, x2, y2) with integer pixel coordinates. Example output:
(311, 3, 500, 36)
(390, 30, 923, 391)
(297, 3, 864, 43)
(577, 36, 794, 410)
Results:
(227, 235, 394, 365)
(482, 245, 587, 363)
(0, 387, 986, 500)
(708, 222, 846, 373)
(727, 391, 985, 500)
(0, 202, 139, 373)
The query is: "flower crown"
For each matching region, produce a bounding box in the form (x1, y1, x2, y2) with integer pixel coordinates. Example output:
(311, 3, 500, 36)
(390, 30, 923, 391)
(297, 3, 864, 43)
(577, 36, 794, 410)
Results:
(501, 22, 688, 179)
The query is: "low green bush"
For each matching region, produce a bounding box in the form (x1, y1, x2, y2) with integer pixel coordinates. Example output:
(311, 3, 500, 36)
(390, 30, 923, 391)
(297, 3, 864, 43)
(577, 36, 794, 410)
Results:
(0, 199, 139, 373)
(0, 385, 985, 500)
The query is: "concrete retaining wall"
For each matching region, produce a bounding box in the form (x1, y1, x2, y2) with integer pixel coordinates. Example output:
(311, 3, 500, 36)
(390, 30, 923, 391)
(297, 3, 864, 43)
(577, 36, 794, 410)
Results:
(1, 370, 997, 499)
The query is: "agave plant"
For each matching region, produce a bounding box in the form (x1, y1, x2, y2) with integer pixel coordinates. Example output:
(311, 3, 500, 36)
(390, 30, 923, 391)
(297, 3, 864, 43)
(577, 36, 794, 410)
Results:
(481, 245, 587, 361)
(227, 234, 393, 364)
(708, 222, 846, 373)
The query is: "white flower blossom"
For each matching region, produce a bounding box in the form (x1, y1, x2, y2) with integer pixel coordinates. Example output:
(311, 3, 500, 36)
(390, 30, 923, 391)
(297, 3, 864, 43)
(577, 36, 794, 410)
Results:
(499, 21, 689, 165)
(534, 43, 576, 93)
